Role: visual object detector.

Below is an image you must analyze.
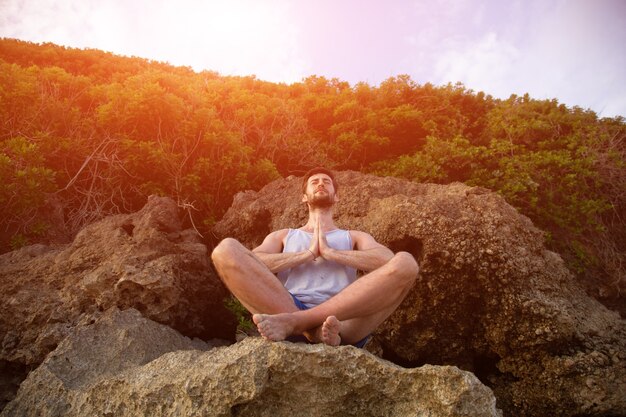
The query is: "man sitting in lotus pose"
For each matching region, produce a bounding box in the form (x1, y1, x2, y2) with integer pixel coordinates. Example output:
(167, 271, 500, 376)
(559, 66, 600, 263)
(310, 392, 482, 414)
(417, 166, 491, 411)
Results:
(211, 167, 419, 347)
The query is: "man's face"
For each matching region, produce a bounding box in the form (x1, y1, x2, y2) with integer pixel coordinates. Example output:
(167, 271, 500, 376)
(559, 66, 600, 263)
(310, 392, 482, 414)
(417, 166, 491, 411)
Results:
(302, 173, 336, 208)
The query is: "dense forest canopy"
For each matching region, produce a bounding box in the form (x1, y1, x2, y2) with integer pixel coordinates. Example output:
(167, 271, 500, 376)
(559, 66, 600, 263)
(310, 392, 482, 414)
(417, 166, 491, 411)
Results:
(1, 38, 624, 301)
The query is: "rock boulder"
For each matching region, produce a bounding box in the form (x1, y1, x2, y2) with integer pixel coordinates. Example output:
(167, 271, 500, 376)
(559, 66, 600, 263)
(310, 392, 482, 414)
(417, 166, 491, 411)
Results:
(2, 308, 501, 417)
(0, 196, 236, 408)
(213, 171, 626, 417)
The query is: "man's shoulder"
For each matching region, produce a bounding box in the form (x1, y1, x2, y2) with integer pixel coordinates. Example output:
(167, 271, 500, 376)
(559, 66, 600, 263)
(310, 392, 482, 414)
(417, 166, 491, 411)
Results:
(254, 229, 290, 252)
(348, 230, 380, 248)
(347, 229, 372, 238)
(267, 228, 290, 240)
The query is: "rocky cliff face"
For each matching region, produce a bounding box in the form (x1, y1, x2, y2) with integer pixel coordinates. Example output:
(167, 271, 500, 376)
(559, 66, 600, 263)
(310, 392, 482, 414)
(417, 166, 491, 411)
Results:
(214, 171, 626, 417)
(0, 196, 236, 408)
(1, 308, 501, 417)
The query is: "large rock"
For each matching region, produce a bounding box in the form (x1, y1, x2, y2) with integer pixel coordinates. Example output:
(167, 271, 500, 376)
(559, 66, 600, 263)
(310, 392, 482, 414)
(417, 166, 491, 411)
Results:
(2, 308, 501, 417)
(0, 196, 236, 407)
(213, 171, 626, 417)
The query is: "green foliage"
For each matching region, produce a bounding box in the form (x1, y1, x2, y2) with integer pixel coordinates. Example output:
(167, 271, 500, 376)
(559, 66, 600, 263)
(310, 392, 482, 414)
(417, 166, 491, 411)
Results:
(9, 234, 28, 250)
(29, 220, 50, 236)
(373, 135, 487, 183)
(374, 96, 625, 294)
(0, 136, 57, 248)
(0, 38, 624, 296)
(224, 295, 254, 333)
(569, 240, 598, 274)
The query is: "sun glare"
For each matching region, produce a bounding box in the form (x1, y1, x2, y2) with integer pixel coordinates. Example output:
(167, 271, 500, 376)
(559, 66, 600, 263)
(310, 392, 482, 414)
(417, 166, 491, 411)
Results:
(125, 1, 302, 81)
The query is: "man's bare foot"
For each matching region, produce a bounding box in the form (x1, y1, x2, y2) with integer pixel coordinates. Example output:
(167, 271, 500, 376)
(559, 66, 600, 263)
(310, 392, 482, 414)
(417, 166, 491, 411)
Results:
(321, 316, 341, 346)
(253, 313, 298, 341)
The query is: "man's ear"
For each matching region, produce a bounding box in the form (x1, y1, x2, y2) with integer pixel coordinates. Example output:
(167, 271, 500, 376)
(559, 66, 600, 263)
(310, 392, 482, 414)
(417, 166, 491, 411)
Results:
(302, 193, 308, 203)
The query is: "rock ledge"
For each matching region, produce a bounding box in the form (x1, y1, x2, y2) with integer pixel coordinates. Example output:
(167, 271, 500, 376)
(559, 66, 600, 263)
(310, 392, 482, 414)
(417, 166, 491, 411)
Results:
(2, 308, 501, 417)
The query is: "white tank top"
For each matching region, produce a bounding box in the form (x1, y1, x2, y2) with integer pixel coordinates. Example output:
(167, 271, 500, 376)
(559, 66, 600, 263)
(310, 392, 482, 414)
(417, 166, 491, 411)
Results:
(278, 228, 357, 307)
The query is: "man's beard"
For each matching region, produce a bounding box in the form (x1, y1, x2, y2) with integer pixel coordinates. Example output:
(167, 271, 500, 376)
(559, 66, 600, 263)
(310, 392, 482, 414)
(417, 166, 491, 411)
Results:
(307, 190, 335, 208)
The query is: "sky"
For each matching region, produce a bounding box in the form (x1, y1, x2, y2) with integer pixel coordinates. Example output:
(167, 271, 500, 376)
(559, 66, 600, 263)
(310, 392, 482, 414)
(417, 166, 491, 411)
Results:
(1, 0, 625, 117)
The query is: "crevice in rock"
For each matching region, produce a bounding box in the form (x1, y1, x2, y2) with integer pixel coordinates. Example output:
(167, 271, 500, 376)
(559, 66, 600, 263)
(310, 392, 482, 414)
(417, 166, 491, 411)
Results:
(380, 345, 427, 368)
(380, 340, 507, 384)
(387, 236, 424, 264)
(230, 402, 250, 416)
(121, 223, 135, 237)
(472, 352, 503, 383)
(0, 360, 31, 412)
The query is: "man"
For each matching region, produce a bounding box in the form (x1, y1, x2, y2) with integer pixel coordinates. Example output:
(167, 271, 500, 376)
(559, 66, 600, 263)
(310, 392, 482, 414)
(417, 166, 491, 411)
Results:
(211, 167, 419, 347)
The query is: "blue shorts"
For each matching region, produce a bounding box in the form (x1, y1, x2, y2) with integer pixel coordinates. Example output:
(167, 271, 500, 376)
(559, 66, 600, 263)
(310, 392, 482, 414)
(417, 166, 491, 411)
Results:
(287, 293, 370, 349)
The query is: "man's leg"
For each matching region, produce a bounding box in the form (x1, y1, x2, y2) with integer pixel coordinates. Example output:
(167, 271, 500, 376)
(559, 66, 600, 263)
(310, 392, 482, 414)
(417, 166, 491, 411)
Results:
(310, 282, 414, 345)
(253, 251, 418, 343)
(211, 238, 298, 315)
(212, 238, 361, 346)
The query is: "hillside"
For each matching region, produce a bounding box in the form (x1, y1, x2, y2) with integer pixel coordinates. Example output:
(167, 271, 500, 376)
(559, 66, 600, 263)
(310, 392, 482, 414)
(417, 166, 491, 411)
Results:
(0, 38, 624, 307)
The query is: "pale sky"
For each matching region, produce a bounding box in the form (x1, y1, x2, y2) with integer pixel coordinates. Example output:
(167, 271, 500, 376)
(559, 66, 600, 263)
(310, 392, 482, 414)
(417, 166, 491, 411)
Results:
(1, 0, 625, 117)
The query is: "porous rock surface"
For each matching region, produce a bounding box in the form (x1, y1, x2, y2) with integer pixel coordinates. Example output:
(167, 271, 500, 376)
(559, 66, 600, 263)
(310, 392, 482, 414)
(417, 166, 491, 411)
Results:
(2, 308, 501, 417)
(213, 171, 626, 417)
(0, 196, 235, 407)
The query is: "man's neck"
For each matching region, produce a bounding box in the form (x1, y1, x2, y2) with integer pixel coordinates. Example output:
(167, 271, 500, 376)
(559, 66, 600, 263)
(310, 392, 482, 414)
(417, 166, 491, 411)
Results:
(303, 207, 336, 232)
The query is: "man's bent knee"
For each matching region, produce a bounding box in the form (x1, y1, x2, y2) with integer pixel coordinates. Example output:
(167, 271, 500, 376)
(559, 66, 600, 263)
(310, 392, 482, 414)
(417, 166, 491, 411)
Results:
(211, 238, 244, 266)
(391, 251, 419, 286)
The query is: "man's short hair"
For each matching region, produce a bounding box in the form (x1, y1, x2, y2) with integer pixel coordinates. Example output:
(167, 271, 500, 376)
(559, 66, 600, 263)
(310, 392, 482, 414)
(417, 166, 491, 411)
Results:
(301, 167, 338, 194)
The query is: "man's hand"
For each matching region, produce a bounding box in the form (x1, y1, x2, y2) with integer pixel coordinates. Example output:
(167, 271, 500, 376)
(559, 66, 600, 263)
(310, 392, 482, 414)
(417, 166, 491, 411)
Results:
(308, 215, 320, 259)
(317, 219, 335, 259)
(308, 215, 335, 260)
(315, 225, 396, 272)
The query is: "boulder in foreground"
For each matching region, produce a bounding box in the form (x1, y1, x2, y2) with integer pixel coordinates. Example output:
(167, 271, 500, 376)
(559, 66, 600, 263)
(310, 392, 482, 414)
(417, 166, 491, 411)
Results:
(2, 308, 501, 417)
(0, 196, 236, 408)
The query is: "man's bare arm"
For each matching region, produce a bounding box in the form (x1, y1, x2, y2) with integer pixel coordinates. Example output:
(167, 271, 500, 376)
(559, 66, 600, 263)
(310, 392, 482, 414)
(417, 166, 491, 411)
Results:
(319, 227, 394, 272)
(253, 230, 315, 273)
